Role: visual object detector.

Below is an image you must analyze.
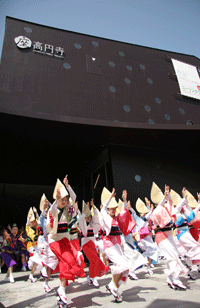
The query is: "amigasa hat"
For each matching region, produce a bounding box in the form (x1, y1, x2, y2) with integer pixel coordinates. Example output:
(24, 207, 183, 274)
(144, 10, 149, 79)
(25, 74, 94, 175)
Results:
(151, 182, 164, 204)
(170, 189, 182, 206)
(186, 190, 199, 209)
(136, 198, 149, 214)
(82, 200, 91, 217)
(115, 199, 124, 215)
(53, 179, 68, 200)
(40, 193, 48, 211)
(27, 207, 36, 222)
(101, 187, 118, 209)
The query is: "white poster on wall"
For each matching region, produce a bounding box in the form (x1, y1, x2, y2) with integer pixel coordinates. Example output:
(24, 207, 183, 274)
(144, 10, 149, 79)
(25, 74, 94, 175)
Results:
(172, 58, 200, 100)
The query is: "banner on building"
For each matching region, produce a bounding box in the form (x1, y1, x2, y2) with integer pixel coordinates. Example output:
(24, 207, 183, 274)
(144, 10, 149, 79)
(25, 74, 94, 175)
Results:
(172, 58, 200, 100)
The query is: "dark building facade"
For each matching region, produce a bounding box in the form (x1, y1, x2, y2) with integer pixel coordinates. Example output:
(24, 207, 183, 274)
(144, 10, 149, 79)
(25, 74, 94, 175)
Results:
(1, 16, 200, 226)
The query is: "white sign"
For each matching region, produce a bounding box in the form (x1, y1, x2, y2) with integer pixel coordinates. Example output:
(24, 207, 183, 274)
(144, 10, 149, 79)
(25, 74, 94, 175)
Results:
(172, 58, 200, 100)
(33, 41, 64, 58)
(14, 36, 64, 59)
(14, 36, 32, 49)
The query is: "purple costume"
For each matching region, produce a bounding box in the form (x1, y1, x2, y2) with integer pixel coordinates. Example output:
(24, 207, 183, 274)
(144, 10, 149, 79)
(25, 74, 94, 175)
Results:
(0, 236, 17, 268)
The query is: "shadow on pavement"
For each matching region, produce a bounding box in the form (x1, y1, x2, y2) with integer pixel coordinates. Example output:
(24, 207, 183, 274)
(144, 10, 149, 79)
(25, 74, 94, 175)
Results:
(146, 299, 200, 308)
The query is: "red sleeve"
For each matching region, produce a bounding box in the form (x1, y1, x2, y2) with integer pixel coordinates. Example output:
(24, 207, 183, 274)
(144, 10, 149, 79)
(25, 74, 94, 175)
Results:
(117, 208, 136, 236)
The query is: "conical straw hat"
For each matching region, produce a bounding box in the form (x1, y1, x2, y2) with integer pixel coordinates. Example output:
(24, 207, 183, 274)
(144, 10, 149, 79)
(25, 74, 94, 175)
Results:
(27, 207, 35, 222)
(91, 204, 100, 216)
(40, 193, 47, 212)
(101, 187, 118, 208)
(82, 200, 88, 213)
(82, 200, 91, 217)
(53, 179, 68, 200)
(186, 190, 199, 209)
(151, 182, 164, 204)
(116, 199, 124, 215)
(170, 189, 182, 206)
(136, 198, 149, 214)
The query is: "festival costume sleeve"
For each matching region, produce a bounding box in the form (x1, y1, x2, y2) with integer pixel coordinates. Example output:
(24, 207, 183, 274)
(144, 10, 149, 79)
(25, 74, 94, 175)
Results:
(100, 199, 113, 235)
(178, 199, 195, 223)
(91, 208, 102, 234)
(78, 214, 87, 237)
(26, 221, 39, 250)
(38, 212, 45, 228)
(129, 208, 135, 214)
(46, 201, 58, 235)
(194, 201, 200, 213)
(130, 209, 145, 231)
(176, 197, 187, 214)
(67, 185, 76, 202)
(117, 207, 136, 236)
(123, 201, 128, 209)
(77, 209, 82, 220)
(179, 199, 200, 241)
(151, 197, 172, 228)
(145, 210, 152, 221)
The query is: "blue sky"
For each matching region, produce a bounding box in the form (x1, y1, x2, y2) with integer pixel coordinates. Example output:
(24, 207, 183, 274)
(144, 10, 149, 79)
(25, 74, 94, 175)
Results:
(0, 0, 200, 59)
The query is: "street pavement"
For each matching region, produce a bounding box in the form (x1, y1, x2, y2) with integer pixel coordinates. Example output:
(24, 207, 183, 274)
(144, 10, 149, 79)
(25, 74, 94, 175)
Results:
(0, 260, 200, 308)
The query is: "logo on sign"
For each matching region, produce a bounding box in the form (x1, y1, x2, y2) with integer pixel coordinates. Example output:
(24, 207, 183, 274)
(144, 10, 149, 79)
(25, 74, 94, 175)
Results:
(14, 35, 64, 59)
(14, 36, 32, 49)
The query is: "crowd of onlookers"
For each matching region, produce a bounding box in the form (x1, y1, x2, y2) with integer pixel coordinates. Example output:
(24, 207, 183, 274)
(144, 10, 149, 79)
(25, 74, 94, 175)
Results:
(0, 224, 30, 273)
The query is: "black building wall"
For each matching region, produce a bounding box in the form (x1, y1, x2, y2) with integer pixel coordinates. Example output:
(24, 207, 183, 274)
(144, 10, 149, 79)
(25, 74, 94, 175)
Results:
(110, 144, 200, 207)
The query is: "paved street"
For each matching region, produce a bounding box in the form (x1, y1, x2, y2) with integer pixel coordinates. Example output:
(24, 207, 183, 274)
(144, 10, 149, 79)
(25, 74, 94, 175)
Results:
(1, 260, 200, 308)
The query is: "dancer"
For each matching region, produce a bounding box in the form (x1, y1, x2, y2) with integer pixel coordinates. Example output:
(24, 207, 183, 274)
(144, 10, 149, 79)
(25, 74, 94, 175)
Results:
(172, 188, 200, 279)
(187, 191, 200, 242)
(38, 194, 59, 292)
(128, 198, 158, 276)
(79, 199, 109, 287)
(115, 199, 146, 280)
(95, 204, 109, 267)
(47, 175, 85, 308)
(26, 207, 42, 282)
(151, 183, 188, 290)
(100, 188, 135, 303)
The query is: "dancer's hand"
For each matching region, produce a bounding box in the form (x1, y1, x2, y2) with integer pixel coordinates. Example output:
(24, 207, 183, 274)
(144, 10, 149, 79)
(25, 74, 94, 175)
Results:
(56, 189, 62, 200)
(110, 188, 116, 199)
(63, 175, 69, 187)
(122, 190, 127, 202)
(182, 187, 188, 199)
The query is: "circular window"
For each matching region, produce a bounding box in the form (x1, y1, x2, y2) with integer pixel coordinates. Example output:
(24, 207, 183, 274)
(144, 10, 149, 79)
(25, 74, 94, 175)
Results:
(135, 175, 141, 182)
(187, 120, 194, 125)
(74, 43, 82, 49)
(24, 27, 32, 33)
(148, 119, 155, 124)
(123, 105, 130, 112)
(109, 61, 115, 67)
(140, 64, 145, 70)
(179, 108, 185, 114)
(119, 51, 125, 57)
(126, 65, 132, 71)
(109, 86, 116, 92)
(63, 63, 71, 69)
(155, 97, 161, 104)
(92, 41, 98, 47)
(165, 114, 171, 120)
(147, 78, 153, 84)
(124, 78, 131, 84)
(145, 105, 151, 112)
